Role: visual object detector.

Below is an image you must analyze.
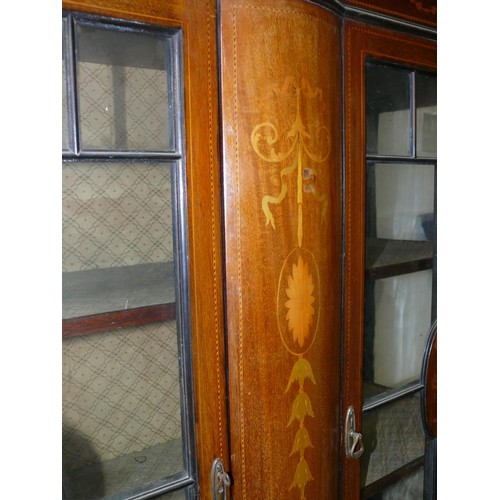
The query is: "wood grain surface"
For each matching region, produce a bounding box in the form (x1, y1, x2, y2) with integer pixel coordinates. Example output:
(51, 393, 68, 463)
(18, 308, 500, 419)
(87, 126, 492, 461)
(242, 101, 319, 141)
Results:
(220, 1, 342, 498)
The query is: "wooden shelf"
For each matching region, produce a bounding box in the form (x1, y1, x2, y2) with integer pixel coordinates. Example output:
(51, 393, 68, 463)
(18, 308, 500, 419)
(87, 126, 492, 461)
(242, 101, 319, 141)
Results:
(62, 303, 176, 338)
(362, 456, 425, 499)
(62, 438, 185, 499)
(62, 262, 177, 338)
(362, 380, 423, 412)
(365, 238, 434, 280)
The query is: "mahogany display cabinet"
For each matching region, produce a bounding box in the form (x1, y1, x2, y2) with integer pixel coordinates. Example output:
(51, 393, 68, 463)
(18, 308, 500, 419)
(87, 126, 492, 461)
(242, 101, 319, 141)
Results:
(61, 0, 437, 498)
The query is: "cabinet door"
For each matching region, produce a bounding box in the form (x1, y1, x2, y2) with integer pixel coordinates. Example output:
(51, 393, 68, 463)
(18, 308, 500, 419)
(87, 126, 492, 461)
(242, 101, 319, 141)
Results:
(219, 1, 343, 498)
(62, 1, 228, 498)
(343, 21, 437, 500)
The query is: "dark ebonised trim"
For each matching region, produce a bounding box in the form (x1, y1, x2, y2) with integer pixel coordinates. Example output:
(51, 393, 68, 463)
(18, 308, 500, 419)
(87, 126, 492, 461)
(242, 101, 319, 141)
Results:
(305, 0, 436, 39)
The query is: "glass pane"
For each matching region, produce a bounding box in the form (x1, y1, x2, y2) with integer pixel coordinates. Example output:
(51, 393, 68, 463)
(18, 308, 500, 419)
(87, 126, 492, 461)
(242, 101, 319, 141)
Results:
(366, 64, 412, 157)
(75, 21, 175, 152)
(62, 18, 70, 151)
(365, 466, 424, 499)
(361, 394, 425, 488)
(62, 161, 175, 319)
(364, 270, 432, 394)
(416, 73, 437, 158)
(368, 162, 435, 241)
(62, 321, 185, 499)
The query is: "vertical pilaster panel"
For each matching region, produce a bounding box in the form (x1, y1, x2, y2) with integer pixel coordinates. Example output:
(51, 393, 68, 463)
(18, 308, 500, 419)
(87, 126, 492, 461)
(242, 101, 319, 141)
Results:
(220, 2, 342, 498)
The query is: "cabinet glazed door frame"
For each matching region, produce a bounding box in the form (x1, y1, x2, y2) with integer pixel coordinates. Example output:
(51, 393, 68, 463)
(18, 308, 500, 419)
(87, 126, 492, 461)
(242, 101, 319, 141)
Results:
(61, 0, 229, 498)
(342, 19, 436, 499)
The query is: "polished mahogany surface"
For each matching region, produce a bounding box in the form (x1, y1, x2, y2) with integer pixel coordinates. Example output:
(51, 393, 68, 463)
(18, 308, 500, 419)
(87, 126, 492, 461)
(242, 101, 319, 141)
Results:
(220, 1, 342, 498)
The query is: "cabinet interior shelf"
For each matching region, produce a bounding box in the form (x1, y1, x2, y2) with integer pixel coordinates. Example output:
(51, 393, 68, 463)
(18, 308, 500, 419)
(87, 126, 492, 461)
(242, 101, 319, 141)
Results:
(365, 238, 434, 280)
(62, 262, 177, 338)
(362, 455, 425, 499)
(62, 437, 185, 499)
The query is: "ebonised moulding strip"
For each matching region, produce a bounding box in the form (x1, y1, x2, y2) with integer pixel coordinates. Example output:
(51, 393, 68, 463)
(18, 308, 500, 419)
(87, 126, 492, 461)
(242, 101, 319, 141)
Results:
(305, 1, 437, 39)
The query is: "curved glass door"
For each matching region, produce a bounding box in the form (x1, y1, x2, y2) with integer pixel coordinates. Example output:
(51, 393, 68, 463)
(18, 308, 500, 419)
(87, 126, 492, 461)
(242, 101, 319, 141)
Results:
(361, 61, 437, 499)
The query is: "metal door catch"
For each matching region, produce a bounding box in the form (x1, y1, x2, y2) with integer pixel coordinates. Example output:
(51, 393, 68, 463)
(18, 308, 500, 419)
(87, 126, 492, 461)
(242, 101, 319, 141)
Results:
(211, 457, 231, 499)
(345, 406, 365, 459)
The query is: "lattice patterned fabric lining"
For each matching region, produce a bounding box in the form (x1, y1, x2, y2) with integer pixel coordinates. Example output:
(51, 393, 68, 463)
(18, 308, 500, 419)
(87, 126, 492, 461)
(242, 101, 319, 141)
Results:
(63, 439, 184, 499)
(78, 62, 171, 151)
(62, 320, 182, 471)
(379, 467, 424, 499)
(62, 162, 173, 272)
(362, 393, 425, 486)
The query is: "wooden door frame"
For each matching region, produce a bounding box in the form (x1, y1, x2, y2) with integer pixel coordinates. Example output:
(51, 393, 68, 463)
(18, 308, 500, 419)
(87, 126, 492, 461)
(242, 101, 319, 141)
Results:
(61, 1, 230, 497)
(342, 19, 436, 499)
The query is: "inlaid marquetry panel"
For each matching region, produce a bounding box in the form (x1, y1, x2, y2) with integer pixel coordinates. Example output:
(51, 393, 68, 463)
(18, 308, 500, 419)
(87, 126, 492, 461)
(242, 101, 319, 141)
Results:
(220, 1, 342, 498)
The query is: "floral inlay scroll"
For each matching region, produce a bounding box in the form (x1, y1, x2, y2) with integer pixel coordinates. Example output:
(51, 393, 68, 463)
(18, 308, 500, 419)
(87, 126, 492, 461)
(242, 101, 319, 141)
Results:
(251, 77, 331, 498)
(251, 77, 330, 248)
(285, 255, 315, 348)
(278, 247, 320, 498)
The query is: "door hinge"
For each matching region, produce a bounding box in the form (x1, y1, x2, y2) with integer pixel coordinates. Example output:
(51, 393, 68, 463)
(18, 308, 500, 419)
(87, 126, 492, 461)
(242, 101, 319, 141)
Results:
(211, 457, 231, 499)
